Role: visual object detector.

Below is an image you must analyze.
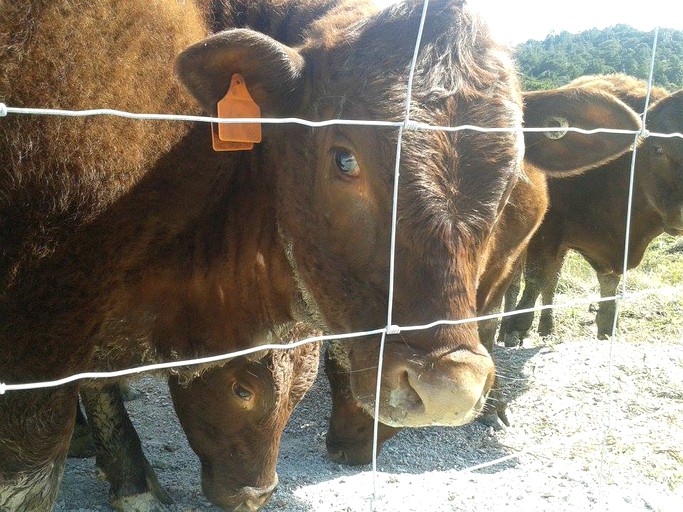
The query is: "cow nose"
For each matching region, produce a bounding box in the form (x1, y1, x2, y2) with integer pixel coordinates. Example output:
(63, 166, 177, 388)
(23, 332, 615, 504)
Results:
(202, 474, 278, 512)
(378, 349, 495, 428)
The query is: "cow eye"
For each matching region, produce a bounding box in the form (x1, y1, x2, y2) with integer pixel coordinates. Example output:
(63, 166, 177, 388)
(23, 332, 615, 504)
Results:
(334, 149, 359, 176)
(652, 144, 665, 156)
(232, 382, 252, 401)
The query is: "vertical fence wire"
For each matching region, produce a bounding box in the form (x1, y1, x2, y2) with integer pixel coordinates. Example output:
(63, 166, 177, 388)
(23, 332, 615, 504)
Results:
(370, 1, 430, 508)
(598, 26, 662, 511)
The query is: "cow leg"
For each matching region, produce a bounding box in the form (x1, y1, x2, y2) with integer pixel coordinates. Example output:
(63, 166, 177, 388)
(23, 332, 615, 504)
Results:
(478, 314, 500, 351)
(0, 386, 78, 512)
(67, 398, 96, 458)
(595, 272, 621, 339)
(504, 230, 566, 347)
(496, 261, 523, 344)
(118, 381, 142, 402)
(80, 384, 171, 511)
(501, 271, 540, 347)
(475, 323, 510, 430)
(68, 381, 140, 460)
(536, 252, 565, 337)
(324, 346, 400, 466)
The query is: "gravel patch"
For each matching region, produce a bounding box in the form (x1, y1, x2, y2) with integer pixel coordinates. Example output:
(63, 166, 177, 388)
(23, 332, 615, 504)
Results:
(55, 337, 683, 511)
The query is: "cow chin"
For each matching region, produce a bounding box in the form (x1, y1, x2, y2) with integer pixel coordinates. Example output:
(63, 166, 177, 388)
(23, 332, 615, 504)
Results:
(200, 471, 278, 512)
(665, 227, 683, 236)
(663, 218, 683, 236)
(349, 343, 495, 428)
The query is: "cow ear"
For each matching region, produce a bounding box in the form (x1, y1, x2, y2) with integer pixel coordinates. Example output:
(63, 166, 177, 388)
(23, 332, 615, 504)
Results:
(175, 29, 306, 117)
(523, 88, 642, 176)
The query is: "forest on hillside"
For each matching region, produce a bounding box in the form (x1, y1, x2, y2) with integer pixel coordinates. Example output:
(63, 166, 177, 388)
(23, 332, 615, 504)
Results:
(514, 24, 683, 91)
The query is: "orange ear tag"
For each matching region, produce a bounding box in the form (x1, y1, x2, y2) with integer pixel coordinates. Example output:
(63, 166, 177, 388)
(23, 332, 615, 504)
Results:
(211, 73, 262, 152)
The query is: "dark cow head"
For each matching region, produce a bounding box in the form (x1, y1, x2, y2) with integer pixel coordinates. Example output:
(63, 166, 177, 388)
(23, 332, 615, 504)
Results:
(177, 0, 518, 430)
(638, 90, 683, 235)
(563, 75, 683, 236)
(169, 332, 319, 511)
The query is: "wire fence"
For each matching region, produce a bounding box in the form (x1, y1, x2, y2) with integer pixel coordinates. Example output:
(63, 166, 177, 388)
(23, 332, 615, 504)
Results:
(1, 0, 682, 510)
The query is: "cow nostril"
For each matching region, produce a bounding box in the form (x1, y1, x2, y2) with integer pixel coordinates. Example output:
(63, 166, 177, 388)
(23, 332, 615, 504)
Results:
(233, 488, 276, 512)
(373, 369, 427, 427)
(387, 370, 424, 415)
(474, 387, 488, 411)
(243, 494, 274, 512)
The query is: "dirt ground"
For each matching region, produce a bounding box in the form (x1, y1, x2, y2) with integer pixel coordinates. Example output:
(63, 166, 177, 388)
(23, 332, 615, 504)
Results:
(55, 324, 683, 512)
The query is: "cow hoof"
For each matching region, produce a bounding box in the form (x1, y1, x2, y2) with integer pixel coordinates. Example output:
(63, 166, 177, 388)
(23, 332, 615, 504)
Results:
(110, 492, 169, 512)
(497, 406, 511, 427)
(327, 448, 372, 466)
(503, 331, 522, 347)
(144, 460, 173, 506)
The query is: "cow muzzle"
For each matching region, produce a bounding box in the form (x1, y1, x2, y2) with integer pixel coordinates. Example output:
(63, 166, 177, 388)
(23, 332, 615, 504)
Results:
(201, 473, 278, 512)
(350, 344, 495, 428)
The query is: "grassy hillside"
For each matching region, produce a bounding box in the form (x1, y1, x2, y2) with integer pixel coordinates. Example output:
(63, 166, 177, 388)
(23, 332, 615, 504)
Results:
(515, 25, 683, 91)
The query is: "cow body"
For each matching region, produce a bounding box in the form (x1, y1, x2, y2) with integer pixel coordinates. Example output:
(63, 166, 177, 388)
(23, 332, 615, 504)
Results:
(503, 74, 683, 343)
(0, 0, 367, 510)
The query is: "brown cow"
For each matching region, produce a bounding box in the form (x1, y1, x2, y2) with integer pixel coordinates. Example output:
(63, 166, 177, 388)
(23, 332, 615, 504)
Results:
(1, 0, 519, 509)
(502, 74, 682, 344)
(168, 337, 319, 511)
(324, 83, 643, 464)
(64, 2, 374, 510)
(0, 0, 364, 510)
(77, 328, 319, 512)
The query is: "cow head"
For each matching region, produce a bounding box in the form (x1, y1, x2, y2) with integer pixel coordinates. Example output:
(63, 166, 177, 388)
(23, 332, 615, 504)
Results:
(475, 85, 646, 333)
(637, 90, 683, 235)
(553, 75, 683, 236)
(168, 335, 319, 511)
(176, 0, 517, 429)
(324, 84, 643, 465)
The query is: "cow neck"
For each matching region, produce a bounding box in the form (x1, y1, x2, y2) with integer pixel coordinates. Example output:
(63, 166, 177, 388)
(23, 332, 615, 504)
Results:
(548, 154, 663, 272)
(119, 126, 304, 363)
(275, 221, 327, 333)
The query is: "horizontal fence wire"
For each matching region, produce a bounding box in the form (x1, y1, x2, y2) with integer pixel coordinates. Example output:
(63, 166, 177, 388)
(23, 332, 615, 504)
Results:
(5, 103, 681, 137)
(0, 284, 677, 394)
(0, 2, 680, 510)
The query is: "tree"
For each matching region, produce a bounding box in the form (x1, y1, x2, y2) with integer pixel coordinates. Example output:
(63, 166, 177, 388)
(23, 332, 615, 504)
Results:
(515, 26, 683, 91)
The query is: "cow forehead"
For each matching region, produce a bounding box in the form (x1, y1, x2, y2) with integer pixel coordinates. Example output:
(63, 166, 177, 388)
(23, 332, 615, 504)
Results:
(303, 0, 518, 112)
(299, 60, 523, 240)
